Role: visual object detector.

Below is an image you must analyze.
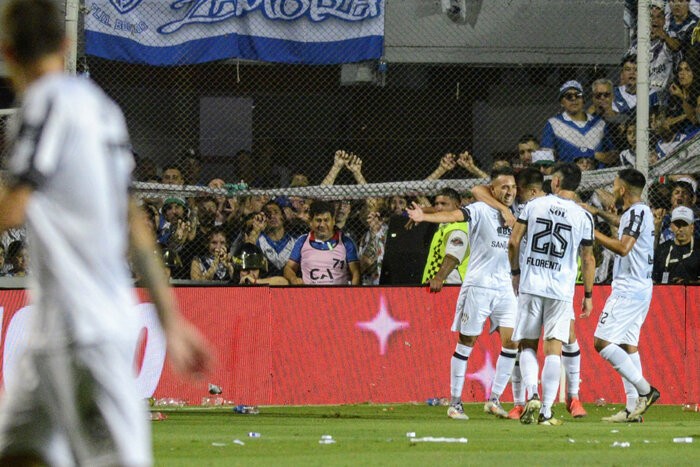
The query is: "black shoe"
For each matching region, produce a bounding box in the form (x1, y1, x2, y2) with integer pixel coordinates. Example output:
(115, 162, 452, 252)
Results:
(629, 386, 660, 419)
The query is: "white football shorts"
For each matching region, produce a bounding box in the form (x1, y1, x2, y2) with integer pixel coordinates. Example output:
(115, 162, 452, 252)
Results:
(452, 286, 517, 336)
(513, 293, 573, 342)
(594, 294, 651, 346)
(0, 341, 151, 467)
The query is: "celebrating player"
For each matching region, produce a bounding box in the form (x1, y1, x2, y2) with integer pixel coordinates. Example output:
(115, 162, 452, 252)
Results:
(508, 163, 596, 426)
(583, 168, 660, 422)
(0, 1, 211, 464)
(473, 167, 588, 419)
(407, 166, 519, 420)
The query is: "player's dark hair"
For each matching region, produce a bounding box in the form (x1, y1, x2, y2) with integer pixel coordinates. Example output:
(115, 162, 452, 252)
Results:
(309, 200, 334, 219)
(1, 0, 64, 66)
(518, 134, 539, 146)
(552, 162, 582, 191)
(490, 165, 515, 181)
(618, 168, 646, 191)
(436, 188, 461, 204)
(516, 167, 544, 189)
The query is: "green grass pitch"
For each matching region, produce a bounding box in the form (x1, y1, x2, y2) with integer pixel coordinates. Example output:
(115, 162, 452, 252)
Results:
(152, 404, 699, 466)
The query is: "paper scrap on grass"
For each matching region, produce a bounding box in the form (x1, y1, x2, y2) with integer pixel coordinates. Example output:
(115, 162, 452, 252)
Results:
(409, 437, 468, 444)
(211, 442, 227, 447)
(233, 439, 245, 446)
(611, 441, 630, 448)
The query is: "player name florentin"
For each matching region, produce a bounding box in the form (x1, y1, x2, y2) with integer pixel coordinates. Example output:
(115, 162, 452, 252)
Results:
(525, 256, 562, 271)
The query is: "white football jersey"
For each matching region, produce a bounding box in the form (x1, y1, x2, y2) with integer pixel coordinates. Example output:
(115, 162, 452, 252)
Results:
(6, 73, 138, 347)
(459, 202, 512, 290)
(517, 195, 594, 302)
(611, 202, 654, 299)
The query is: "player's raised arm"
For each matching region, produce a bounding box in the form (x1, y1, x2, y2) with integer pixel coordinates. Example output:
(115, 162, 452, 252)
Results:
(128, 198, 212, 376)
(472, 184, 515, 227)
(406, 202, 464, 224)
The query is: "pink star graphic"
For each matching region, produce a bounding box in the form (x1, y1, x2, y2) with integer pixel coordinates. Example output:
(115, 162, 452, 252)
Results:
(466, 350, 496, 399)
(356, 296, 409, 355)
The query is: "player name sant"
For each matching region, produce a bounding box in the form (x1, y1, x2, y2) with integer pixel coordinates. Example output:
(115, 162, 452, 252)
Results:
(525, 256, 562, 271)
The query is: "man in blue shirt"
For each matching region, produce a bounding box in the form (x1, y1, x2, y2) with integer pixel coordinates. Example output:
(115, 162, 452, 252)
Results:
(541, 80, 617, 167)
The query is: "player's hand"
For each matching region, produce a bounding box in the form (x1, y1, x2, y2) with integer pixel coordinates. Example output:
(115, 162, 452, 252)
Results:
(500, 208, 516, 228)
(406, 202, 425, 223)
(580, 297, 593, 318)
(166, 318, 213, 377)
(428, 277, 444, 293)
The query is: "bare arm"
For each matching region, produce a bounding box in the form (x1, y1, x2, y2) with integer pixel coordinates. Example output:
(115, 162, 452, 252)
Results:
(283, 259, 303, 285)
(425, 153, 456, 180)
(507, 221, 526, 295)
(472, 184, 515, 227)
(0, 184, 32, 232)
(349, 261, 361, 285)
(579, 244, 595, 318)
(594, 151, 620, 166)
(128, 198, 211, 376)
(321, 150, 347, 186)
(594, 230, 637, 257)
(580, 202, 620, 228)
(427, 254, 460, 293)
(406, 202, 465, 224)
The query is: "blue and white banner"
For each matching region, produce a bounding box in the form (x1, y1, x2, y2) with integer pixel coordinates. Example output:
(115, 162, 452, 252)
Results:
(85, 1, 385, 66)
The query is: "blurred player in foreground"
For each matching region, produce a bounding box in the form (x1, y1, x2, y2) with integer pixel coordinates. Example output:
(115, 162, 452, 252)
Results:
(0, 1, 211, 464)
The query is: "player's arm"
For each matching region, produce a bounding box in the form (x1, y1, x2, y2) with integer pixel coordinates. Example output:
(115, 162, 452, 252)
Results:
(406, 202, 465, 224)
(594, 230, 637, 257)
(579, 244, 595, 318)
(507, 220, 527, 295)
(581, 203, 620, 228)
(471, 184, 515, 227)
(0, 184, 32, 232)
(128, 198, 211, 375)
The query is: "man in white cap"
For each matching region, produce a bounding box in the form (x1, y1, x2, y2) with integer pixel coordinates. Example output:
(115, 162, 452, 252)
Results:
(541, 80, 617, 166)
(653, 206, 700, 284)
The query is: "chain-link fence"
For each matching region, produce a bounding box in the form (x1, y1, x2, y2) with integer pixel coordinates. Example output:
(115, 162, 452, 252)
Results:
(1, 0, 699, 286)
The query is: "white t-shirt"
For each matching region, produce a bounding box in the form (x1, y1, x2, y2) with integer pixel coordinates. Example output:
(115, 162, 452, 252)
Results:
(6, 73, 138, 347)
(459, 202, 512, 290)
(517, 195, 594, 302)
(611, 202, 654, 300)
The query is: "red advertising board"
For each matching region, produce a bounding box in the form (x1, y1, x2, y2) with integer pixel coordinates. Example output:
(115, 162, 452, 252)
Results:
(0, 286, 696, 405)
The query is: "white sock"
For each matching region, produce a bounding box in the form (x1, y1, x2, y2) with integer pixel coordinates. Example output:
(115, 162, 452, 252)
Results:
(491, 348, 517, 401)
(511, 353, 525, 406)
(519, 348, 539, 400)
(450, 343, 473, 404)
(541, 355, 561, 418)
(599, 344, 651, 395)
(625, 351, 644, 412)
(562, 341, 581, 399)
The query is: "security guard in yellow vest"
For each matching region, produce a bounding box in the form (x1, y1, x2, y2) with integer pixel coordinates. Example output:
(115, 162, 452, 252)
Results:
(421, 188, 470, 291)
